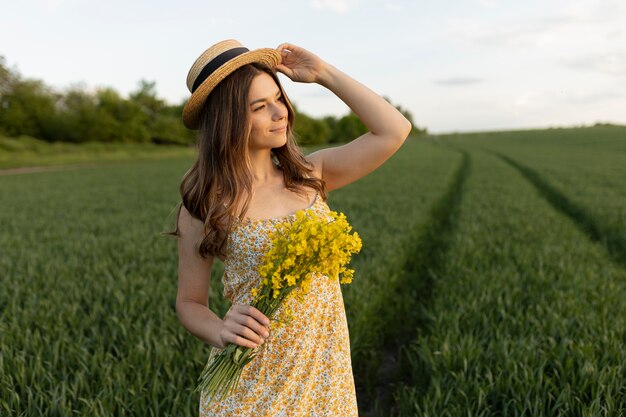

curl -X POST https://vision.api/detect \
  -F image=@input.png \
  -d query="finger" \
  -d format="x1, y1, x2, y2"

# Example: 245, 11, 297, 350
276, 43, 293, 52
249, 318, 270, 339
230, 305, 270, 335
275, 64, 292, 77
243, 305, 271, 326
236, 324, 266, 345
234, 314, 269, 339
222, 320, 264, 346
277, 49, 292, 66
220, 325, 258, 349
229, 334, 259, 349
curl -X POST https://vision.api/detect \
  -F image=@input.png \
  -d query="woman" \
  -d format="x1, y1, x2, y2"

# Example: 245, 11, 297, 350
172, 39, 411, 416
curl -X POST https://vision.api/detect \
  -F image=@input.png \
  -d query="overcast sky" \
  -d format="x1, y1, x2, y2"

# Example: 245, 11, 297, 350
1, 0, 624, 133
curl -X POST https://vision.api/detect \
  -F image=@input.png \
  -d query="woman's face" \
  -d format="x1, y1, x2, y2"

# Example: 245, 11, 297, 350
247, 72, 289, 151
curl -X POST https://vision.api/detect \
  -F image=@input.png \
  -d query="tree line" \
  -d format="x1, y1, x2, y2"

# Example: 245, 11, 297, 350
0, 56, 426, 147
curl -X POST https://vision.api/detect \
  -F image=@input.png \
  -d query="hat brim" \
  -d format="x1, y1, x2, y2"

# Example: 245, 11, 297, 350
182, 48, 282, 130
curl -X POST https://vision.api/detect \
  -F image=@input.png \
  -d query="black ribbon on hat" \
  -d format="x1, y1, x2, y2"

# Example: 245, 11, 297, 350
192, 47, 249, 93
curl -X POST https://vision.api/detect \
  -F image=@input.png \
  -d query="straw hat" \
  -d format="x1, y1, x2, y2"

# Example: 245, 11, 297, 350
182, 39, 282, 129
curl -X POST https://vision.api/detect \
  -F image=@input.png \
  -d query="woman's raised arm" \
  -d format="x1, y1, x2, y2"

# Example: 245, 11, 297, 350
275, 42, 412, 191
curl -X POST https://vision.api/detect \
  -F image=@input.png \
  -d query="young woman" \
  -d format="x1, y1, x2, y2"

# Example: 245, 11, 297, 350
172, 39, 411, 416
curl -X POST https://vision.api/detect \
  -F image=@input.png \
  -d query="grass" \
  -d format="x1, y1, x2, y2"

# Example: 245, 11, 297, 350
1, 126, 624, 416
0, 134, 196, 170
392, 129, 626, 417
439, 126, 626, 266
328, 139, 461, 409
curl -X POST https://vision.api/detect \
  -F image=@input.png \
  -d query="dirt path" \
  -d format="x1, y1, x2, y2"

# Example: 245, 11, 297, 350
0, 162, 114, 176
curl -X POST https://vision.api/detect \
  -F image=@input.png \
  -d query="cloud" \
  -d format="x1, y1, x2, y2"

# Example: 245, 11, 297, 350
384, 2, 404, 12
445, 16, 577, 48
303, 88, 334, 98
561, 53, 626, 76
510, 88, 625, 110
445, 1, 626, 49
561, 90, 626, 104
40, 0, 84, 8
477, 0, 499, 8
435, 77, 483, 86
513, 91, 544, 109
310, 0, 359, 14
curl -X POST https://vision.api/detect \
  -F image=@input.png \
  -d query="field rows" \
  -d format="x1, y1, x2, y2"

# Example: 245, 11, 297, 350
1, 158, 198, 416
1, 126, 624, 416
441, 126, 626, 265
392, 147, 626, 416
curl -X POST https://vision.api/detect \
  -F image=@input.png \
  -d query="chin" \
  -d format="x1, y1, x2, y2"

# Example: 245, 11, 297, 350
272, 136, 288, 148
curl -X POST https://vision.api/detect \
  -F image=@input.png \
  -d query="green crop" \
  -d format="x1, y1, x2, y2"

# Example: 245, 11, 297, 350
1, 126, 624, 416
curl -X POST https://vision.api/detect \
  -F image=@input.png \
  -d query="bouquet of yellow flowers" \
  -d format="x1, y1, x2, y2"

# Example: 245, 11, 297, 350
194, 207, 362, 404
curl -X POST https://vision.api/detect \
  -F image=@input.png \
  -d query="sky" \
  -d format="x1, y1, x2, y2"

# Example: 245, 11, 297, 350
0, 0, 624, 133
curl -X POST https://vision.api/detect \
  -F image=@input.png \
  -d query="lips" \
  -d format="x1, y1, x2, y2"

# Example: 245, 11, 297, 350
271, 126, 287, 133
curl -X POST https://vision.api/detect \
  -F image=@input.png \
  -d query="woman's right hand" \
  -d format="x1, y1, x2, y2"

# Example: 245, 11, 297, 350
218, 305, 271, 349
275, 43, 330, 85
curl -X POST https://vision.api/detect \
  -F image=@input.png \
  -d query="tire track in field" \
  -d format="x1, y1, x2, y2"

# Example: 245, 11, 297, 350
0, 161, 138, 176
0, 162, 104, 175
492, 151, 626, 268
362, 149, 470, 417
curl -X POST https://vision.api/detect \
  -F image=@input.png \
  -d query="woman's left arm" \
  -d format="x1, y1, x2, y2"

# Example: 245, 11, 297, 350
276, 43, 413, 192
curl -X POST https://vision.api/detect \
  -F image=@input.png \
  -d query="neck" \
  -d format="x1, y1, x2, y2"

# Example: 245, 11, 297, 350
248, 148, 281, 185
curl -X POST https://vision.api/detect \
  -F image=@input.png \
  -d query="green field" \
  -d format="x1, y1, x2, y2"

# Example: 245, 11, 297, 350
0, 134, 196, 170
1, 126, 625, 416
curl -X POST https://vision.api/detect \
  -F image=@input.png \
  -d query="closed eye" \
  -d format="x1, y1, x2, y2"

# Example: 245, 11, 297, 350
253, 95, 284, 112
251, 91, 284, 112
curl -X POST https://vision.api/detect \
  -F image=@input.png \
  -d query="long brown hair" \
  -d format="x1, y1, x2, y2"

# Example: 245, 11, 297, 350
165, 63, 326, 259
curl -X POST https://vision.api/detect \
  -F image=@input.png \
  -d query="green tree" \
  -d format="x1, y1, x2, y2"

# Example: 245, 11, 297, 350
0, 56, 15, 101
130, 80, 164, 118
326, 111, 368, 143
151, 112, 193, 145
131, 81, 193, 145
0, 57, 57, 140
96, 87, 150, 143
1, 54, 426, 147
55, 85, 98, 143
293, 105, 330, 146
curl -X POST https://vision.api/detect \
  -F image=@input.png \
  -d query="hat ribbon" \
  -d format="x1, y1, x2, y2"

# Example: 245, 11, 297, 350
192, 47, 250, 93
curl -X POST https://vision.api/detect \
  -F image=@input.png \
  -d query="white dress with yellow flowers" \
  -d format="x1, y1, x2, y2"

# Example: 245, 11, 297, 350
199, 193, 358, 417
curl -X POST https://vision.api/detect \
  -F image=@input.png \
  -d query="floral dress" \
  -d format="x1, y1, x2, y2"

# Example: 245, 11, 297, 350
199, 193, 359, 416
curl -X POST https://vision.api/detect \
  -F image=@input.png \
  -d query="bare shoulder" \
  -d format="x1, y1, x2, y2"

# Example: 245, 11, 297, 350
177, 204, 204, 241
177, 203, 227, 263
177, 204, 212, 264
176, 203, 215, 308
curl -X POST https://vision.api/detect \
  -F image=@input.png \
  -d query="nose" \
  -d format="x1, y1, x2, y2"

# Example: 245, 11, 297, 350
272, 101, 288, 120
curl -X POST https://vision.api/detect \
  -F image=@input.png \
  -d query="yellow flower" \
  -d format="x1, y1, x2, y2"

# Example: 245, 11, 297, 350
253, 206, 361, 332
340, 269, 355, 284
285, 274, 297, 286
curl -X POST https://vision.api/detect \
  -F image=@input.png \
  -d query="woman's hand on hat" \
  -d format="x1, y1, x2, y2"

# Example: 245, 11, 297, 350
275, 43, 329, 84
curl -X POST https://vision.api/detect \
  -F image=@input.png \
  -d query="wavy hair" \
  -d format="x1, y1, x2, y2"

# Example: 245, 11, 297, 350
165, 63, 326, 259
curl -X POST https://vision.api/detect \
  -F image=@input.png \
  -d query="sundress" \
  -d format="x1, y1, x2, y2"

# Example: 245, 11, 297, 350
199, 193, 359, 416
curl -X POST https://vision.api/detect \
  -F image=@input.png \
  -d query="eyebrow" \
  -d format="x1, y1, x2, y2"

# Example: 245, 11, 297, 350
249, 90, 282, 106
